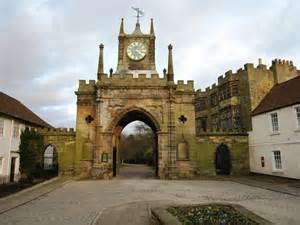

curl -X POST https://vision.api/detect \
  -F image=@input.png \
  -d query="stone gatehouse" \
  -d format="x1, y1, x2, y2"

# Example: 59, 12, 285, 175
74, 19, 196, 179
71, 18, 250, 179
38, 18, 299, 179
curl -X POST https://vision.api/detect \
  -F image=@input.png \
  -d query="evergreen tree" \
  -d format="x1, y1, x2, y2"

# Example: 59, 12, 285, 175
19, 127, 44, 180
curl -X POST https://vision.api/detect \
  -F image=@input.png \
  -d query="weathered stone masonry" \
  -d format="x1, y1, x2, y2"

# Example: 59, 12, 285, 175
38, 128, 76, 175
38, 18, 300, 179
195, 59, 300, 134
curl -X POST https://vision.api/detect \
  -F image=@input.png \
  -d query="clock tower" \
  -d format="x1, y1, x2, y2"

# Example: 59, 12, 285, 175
116, 18, 157, 76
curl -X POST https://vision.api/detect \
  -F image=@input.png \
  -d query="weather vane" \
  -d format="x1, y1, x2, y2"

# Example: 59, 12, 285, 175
132, 7, 144, 24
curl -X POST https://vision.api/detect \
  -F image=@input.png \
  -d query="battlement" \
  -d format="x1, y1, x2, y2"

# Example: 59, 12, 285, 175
196, 89, 207, 97
97, 72, 169, 87
203, 82, 218, 93
197, 58, 293, 94
78, 80, 96, 92
37, 127, 76, 136
176, 80, 194, 91
270, 58, 297, 72
272, 58, 294, 66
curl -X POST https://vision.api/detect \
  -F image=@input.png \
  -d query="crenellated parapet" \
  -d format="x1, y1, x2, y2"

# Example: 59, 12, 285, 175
270, 58, 299, 84
195, 89, 207, 97
78, 80, 96, 92
195, 58, 297, 96
175, 80, 194, 92
97, 73, 168, 87
76, 80, 96, 105
37, 127, 76, 136
271, 58, 295, 68
270, 58, 298, 73
217, 70, 240, 86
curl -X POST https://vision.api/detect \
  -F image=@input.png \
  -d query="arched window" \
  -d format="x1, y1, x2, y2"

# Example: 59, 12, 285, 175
43, 145, 57, 170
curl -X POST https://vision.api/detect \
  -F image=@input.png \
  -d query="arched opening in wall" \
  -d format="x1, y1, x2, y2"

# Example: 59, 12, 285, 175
215, 143, 231, 175
112, 110, 159, 178
43, 144, 58, 177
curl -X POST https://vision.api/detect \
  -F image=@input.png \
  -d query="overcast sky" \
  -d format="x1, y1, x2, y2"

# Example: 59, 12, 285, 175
1, 0, 300, 129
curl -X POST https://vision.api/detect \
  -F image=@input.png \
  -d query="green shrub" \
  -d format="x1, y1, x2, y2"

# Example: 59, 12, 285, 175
19, 127, 44, 180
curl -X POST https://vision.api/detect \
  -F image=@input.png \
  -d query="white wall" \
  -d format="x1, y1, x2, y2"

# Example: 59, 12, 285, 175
0, 116, 25, 183
248, 104, 300, 179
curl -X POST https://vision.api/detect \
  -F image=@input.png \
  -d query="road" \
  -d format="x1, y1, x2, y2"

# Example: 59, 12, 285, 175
0, 165, 299, 225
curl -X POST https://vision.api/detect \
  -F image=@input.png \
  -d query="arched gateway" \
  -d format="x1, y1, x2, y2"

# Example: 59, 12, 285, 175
74, 19, 196, 179
111, 108, 160, 176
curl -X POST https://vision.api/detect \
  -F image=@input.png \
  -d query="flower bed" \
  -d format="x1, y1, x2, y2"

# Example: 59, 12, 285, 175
167, 204, 260, 225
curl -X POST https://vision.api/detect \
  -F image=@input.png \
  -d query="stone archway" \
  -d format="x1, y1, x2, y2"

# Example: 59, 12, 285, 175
43, 144, 59, 175
37, 128, 76, 176
215, 143, 232, 175
111, 109, 160, 177
76, 72, 196, 179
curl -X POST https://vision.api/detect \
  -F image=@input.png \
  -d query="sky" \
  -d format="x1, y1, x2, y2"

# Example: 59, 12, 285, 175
1, 0, 300, 129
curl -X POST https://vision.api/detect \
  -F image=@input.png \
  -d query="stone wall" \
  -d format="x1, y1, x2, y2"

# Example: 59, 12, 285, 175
195, 59, 300, 133
193, 132, 249, 176
38, 128, 76, 175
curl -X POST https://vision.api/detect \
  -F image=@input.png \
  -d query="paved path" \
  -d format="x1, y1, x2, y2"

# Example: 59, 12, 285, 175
0, 177, 300, 225
0, 177, 69, 214
118, 164, 155, 179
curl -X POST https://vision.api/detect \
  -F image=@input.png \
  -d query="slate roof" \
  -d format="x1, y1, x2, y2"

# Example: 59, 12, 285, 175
0, 91, 52, 128
252, 76, 300, 116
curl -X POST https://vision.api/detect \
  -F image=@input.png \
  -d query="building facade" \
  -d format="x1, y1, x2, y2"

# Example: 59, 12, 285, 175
195, 59, 300, 134
0, 92, 51, 183
75, 19, 197, 179
249, 76, 300, 179
40, 18, 300, 179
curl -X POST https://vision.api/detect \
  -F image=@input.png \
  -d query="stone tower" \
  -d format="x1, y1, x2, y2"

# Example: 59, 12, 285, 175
116, 18, 157, 76
75, 18, 197, 179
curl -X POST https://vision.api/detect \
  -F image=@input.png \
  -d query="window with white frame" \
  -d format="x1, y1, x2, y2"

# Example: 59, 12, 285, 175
295, 106, 300, 129
13, 123, 19, 138
270, 112, 279, 133
273, 151, 282, 170
0, 119, 4, 137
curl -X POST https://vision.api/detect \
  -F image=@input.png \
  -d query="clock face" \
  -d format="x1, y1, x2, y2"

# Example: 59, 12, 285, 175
127, 41, 147, 61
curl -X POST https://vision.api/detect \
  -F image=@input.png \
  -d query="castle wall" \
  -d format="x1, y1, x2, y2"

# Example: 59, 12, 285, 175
194, 133, 249, 176
271, 59, 299, 84
195, 59, 300, 134
38, 128, 76, 175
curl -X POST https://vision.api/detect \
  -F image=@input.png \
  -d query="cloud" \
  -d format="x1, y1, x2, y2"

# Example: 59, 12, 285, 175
0, 0, 299, 128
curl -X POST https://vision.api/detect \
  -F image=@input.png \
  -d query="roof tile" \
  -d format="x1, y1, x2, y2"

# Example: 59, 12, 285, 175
0, 92, 52, 128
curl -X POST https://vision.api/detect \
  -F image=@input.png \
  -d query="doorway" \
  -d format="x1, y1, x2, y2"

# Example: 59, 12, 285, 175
112, 110, 159, 178
215, 143, 231, 175
10, 157, 16, 182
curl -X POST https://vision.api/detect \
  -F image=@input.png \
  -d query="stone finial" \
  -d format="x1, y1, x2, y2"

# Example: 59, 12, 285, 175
150, 18, 155, 35
97, 43, 104, 80
258, 58, 262, 65
133, 22, 142, 34
119, 18, 125, 35
167, 44, 174, 81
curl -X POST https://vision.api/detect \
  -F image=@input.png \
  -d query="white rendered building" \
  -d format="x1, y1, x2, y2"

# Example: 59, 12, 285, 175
0, 92, 51, 183
249, 76, 300, 179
